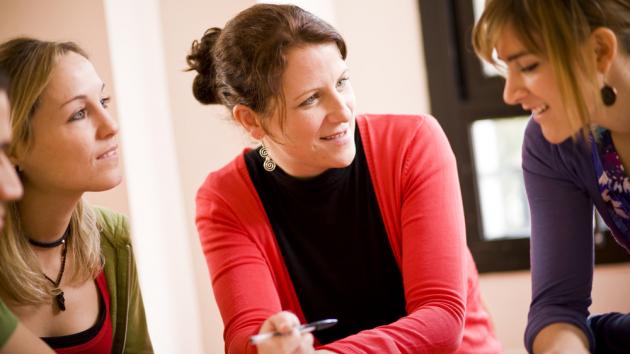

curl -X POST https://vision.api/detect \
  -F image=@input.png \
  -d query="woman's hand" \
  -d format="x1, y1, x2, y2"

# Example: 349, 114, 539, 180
256, 311, 315, 354
533, 323, 590, 354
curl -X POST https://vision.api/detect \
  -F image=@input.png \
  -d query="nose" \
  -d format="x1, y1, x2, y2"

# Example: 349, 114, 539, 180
96, 106, 119, 140
502, 71, 527, 105
0, 154, 23, 202
326, 90, 354, 123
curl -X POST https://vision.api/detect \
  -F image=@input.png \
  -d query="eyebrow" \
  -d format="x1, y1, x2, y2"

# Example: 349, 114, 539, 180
500, 50, 530, 63
59, 83, 106, 108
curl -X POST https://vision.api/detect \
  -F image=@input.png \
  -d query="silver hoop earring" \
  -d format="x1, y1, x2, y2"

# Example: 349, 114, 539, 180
601, 84, 617, 107
259, 143, 276, 172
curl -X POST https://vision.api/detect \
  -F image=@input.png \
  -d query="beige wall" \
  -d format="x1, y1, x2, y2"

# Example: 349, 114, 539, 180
333, 0, 429, 115
3, 1, 630, 353
159, 0, 256, 352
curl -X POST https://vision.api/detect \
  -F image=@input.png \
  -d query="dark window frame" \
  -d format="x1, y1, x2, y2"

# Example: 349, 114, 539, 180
418, 0, 630, 272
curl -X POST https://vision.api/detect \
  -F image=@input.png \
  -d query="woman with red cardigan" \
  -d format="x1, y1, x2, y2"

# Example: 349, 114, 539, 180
189, 4, 501, 354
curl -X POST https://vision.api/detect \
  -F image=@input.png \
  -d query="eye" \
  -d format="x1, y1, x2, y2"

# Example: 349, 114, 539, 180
336, 77, 349, 89
69, 108, 87, 122
300, 93, 319, 107
100, 96, 111, 108
519, 62, 539, 73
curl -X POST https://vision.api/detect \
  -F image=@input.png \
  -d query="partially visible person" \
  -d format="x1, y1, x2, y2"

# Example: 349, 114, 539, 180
0, 68, 55, 354
473, 0, 630, 353
0, 38, 152, 354
190, 4, 501, 354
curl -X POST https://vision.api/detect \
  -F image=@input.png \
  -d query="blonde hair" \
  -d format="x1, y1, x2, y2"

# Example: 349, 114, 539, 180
473, 0, 630, 135
0, 38, 102, 305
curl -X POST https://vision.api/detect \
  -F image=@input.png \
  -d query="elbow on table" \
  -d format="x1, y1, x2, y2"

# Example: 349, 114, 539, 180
441, 324, 464, 353
413, 304, 465, 352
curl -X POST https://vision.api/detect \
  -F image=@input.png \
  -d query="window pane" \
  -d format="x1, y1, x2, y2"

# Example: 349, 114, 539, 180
471, 117, 530, 240
472, 0, 485, 21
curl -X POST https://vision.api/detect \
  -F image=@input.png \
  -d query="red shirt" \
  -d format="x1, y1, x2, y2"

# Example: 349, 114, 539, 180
196, 114, 502, 353
47, 272, 113, 354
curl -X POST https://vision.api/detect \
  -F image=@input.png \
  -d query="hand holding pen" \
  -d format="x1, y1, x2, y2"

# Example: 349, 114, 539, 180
250, 318, 338, 345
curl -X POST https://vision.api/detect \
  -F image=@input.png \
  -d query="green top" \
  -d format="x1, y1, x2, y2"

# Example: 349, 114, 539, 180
0, 207, 152, 353
0, 299, 18, 348
95, 207, 153, 354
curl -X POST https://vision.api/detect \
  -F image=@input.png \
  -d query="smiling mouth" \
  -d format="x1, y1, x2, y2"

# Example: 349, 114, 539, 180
97, 146, 118, 160
532, 104, 549, 116
321, 130, 347, 140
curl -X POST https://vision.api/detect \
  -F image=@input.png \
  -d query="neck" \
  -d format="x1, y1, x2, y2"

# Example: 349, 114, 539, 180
599, 56, 630, 168
18, 184, 82, 244
611, 130, 630, 173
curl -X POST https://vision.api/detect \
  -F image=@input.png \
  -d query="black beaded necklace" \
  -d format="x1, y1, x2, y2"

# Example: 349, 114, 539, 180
27, 228, 70, 311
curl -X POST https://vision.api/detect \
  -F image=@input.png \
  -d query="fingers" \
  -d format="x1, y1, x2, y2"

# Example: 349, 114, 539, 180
256, 311, 315, 354
291, 332, 314, 354
260, 311, 300, 334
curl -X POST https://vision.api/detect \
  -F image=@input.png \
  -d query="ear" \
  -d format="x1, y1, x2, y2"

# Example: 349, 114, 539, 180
232, 104, 265, 140
590, 27, 618, 75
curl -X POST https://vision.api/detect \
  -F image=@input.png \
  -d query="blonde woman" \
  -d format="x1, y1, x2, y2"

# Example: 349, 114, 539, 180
0, 38, 152, 354
473, 1, 630, 353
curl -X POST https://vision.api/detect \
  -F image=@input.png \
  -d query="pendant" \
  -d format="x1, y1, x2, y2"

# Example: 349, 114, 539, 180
56, 292, 66, 311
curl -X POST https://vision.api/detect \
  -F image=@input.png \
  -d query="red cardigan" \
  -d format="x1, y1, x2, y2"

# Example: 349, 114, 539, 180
196, 114, 501, 353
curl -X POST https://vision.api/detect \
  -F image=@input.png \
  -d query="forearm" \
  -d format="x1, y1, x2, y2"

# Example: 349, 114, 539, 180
532, 323, 589, 354
318, 305, 464, 354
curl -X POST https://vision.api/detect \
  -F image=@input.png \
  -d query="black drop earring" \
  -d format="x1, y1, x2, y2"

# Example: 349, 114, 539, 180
601, 84, 617, 107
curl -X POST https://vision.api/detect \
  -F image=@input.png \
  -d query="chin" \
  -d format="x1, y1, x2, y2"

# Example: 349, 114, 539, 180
334, 144, 357, 167
92, 173, 123, 192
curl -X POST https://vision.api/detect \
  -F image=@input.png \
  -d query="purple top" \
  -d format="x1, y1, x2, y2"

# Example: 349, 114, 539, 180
592, 127, 630, 235
522, 119, 630, 353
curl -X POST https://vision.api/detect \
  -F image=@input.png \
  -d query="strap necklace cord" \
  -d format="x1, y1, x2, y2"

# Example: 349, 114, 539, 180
27, 227, 69, 248
26, 226, 70, 311
42, 241, 67, 311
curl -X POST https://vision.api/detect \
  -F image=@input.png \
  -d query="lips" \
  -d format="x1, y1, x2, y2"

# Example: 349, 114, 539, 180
97, 145, 118, 160
321, 129, 347, 140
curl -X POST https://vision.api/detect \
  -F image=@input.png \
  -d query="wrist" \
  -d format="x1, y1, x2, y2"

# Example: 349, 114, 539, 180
533, 323, 589, 354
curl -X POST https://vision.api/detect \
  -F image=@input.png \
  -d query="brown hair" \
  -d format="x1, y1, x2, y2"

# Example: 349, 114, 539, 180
0, 69, 8, 94
186, 4, 347, 129
473, 0, 630, 133
0, 38, 101, 305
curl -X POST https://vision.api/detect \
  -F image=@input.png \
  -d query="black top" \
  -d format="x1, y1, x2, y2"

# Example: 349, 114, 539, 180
245, 126, 407, 344
42, 281, 106, 348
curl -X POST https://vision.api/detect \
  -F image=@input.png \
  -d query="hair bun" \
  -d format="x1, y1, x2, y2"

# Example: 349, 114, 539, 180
186, 27, 222, 104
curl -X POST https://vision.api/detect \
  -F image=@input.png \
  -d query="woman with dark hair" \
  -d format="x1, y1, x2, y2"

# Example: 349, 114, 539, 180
473, 0, 630, 353
190, 4, 501, 354
0, 38, 152, 354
